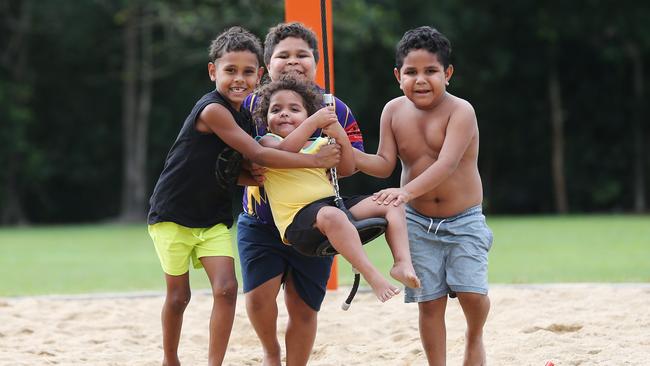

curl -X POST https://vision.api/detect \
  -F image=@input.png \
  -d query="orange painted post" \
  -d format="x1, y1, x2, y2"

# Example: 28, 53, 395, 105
327, 254, 338, 289
285, 0, 338, 290
285, 0, 335, 94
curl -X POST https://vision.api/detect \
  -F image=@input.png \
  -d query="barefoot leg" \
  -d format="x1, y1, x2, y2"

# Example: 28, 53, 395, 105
457, 292, 490, 366
316, 207, 399, 302
349, 198, 420, 289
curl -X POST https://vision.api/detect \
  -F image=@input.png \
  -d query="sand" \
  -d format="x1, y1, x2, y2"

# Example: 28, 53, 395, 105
1, 284, 649, 365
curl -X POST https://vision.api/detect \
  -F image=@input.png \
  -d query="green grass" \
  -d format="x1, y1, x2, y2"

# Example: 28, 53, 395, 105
485, 215, 650, 283
1, 215, 648, 296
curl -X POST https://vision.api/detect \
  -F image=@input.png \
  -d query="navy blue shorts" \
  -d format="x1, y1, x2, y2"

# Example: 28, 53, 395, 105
236, 212, 333, 311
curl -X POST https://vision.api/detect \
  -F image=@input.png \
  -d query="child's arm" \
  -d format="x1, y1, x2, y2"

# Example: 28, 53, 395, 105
272, 106, 339, 152
322, 121, 355, 177
374, 103, 477, 206
237, 170, 260, 186
353, 102, 399, 178
197, 103, 340, 169
237, 160, 265, 186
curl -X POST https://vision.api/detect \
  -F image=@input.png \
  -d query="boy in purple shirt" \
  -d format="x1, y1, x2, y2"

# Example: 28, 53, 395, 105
237, 22, 363, 365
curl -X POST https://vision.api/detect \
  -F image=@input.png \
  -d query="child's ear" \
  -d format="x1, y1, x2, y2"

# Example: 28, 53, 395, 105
208, 62, 217, 81
257, 66, 265, 85
393, 68, 403, 89
445, 64, 454, 86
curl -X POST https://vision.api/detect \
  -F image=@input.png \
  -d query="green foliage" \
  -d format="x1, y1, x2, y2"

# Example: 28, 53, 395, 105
334, 0, 650, 214
1, 0, 283, 223
1, 0, 649, 223
1, 216, 648, 296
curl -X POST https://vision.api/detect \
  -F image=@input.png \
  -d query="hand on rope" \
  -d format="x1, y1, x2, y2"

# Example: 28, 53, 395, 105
322, 119, 346, 141
310, 105, 339, 129
326, 137, 340, 197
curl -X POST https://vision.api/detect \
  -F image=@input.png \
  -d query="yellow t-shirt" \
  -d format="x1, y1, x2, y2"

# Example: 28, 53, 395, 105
262, 135, 334, 242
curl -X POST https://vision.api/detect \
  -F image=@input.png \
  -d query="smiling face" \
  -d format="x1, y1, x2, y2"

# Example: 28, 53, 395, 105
267, 37, 317, 82
209, 50, 262, 110
394, 49, 453, 110
266, 89, 309, 138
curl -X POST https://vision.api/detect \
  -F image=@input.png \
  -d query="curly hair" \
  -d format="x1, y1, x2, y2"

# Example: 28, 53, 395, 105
263, 22, 319, 66
209, 26, 263, 65
253, 77, 323, 130
395, 26, 451, 70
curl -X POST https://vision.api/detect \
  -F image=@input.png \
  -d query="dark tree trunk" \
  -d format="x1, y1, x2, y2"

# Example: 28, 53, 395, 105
548, 63, 568, 214
626, 42, 646, 213
1, 0, 31, 225
119, 4, 152, 222
2, 156, 28, 225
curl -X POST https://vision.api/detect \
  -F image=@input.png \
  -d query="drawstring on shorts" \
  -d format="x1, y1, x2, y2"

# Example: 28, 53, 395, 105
427, 218, 447, 235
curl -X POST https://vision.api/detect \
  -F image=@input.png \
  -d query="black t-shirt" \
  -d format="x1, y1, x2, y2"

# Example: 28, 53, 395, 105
148, 90, 253, 228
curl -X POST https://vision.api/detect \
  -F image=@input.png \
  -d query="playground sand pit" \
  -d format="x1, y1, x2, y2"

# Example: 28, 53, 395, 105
1, 284, 649, 365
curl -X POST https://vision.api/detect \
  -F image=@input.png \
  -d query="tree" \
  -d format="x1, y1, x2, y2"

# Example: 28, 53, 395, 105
117, 2, 153, 222
115, 0, 284, 221
626, 42, 646, 213
0, 0, 33, 224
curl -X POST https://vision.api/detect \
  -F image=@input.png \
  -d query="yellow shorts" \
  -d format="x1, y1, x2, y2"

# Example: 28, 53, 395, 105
148, 221, 233, 276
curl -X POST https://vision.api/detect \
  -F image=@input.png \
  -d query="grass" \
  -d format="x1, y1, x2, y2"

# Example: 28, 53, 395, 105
1, 215, 648, 296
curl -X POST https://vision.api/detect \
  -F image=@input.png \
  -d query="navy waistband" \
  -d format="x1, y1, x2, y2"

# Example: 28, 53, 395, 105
406, 204, 483, 222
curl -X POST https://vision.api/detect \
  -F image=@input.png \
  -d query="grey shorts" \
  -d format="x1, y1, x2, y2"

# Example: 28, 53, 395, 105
405, 204, 493, 303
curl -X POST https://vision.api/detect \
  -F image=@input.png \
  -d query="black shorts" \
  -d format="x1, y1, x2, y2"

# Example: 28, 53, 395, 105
286, 195, 368, 255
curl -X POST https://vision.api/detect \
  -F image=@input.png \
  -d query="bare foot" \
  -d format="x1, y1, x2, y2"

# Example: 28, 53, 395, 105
365, 272, 400, 302
390, 261, 421, 289
463, 335, 486, 366
162, 357, 180, 366
261, 351, 281, 366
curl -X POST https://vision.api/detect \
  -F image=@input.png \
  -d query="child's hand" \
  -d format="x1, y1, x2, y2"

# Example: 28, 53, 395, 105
249, 163, 266, 185
311, 106, 338, 129
314, 143, 341, 168
322, 121, 345, 140
372, 187, 411, 206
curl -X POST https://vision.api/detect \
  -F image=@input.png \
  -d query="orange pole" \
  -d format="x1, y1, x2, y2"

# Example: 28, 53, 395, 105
284, 0, 335, 94
285, 0, 338, 290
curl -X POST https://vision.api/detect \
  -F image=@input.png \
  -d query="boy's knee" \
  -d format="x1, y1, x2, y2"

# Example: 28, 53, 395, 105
212, 279, 238, 303
285, 294, 315, 322
385, 204, 406, 219
458, 292, 490, 308
246, 292, 272, 312
418, 297, 447, 318
166, 291, 191, 312
316, 207, 347, 228
288, 306, 316, 325
246, 296, 269, 312
458, 293, 491, 323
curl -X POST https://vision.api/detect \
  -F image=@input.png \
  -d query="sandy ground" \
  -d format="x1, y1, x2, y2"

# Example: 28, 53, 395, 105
1, 284, 649, 365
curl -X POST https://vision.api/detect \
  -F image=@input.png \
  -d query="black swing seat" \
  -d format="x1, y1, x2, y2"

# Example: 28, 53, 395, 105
313, 216, 388, 257
310, 197, 388, 257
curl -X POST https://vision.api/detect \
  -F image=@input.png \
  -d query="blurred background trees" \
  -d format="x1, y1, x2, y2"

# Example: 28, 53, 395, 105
1, 0, 648, 224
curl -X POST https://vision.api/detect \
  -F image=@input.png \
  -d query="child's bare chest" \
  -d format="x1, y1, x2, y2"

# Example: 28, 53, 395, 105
392, 113, 447, 162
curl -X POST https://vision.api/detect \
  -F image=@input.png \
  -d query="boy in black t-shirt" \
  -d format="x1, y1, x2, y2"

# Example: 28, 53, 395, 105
147, 26, 340, 366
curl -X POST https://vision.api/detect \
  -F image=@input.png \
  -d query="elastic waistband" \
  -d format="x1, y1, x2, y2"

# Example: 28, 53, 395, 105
406, 204, 483, 222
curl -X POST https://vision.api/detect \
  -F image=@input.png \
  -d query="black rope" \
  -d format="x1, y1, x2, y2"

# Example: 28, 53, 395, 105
342, 273, 360, 310
320, 0, 331, 93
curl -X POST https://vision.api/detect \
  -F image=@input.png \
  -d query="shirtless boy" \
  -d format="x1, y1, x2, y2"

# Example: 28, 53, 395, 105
355, 26, 493, 366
